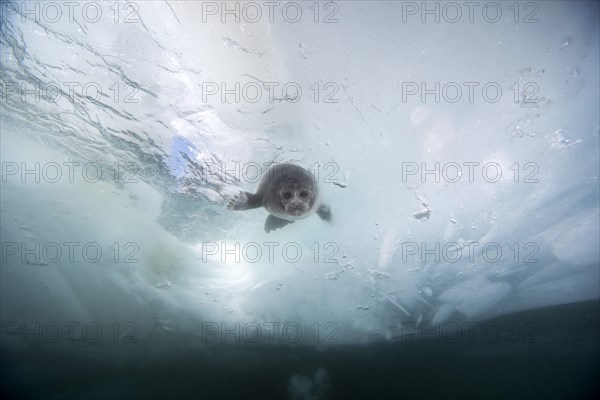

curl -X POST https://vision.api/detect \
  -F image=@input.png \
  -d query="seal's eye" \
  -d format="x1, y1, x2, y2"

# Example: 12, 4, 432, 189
300, 191, 308, 198
283, 192, 292, 199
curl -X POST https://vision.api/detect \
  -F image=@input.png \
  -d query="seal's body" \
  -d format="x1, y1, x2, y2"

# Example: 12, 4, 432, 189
228, 163, 331, 232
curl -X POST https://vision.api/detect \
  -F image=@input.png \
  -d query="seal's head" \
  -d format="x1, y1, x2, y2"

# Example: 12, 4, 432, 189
260, 162, 319, 221
279, 180, 316, 217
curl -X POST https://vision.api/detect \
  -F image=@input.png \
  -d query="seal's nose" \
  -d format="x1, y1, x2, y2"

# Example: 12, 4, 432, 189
287, 202, 307, 216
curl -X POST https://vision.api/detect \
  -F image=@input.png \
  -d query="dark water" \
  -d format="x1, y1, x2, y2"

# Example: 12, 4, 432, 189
1, 300, 598, 399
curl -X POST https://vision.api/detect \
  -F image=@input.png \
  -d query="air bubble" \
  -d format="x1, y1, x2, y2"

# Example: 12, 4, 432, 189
156, 280, 171, 289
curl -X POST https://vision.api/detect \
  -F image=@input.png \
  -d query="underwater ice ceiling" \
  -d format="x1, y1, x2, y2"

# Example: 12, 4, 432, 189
0, 1, 599, 347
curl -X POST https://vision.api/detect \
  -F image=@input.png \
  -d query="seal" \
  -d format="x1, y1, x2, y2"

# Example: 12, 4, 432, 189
227, 163, 332, 233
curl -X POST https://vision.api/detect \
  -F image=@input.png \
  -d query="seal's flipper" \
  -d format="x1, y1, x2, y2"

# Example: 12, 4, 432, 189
317, 205, 332, 222
265, 215, 293, 233
228, 191, 262, 211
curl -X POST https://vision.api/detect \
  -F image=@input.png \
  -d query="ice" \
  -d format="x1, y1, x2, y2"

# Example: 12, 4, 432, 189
431, 303, 457, 325
413, 209, 432, 221
546, 210, 600, 265
438, 278, 512, 319
0, 1, 598, 349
